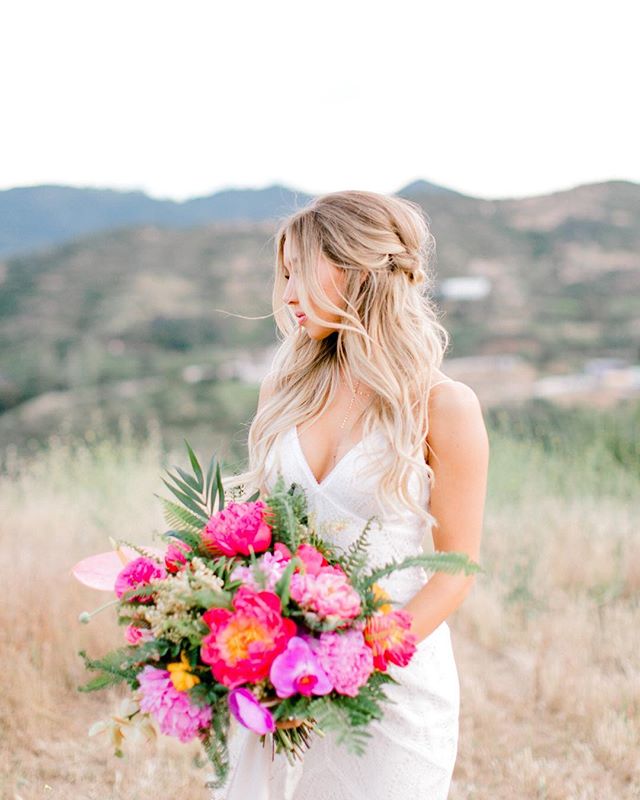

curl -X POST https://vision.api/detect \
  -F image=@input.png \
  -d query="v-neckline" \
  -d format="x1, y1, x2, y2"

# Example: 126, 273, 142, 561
290, 425, 381, 489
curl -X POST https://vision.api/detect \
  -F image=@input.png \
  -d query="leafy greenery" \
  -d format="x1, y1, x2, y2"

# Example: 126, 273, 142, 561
77, 639, 171, 692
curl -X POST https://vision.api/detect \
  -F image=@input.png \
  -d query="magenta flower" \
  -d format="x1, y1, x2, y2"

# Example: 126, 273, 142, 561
310, 629, 374, 697
136, 665, 212, 742
201, 500, 273, 557
290, 570, 361, 622
269, 636, 333, 698
115, 557, 166, 604
164, 539, 192, 573
228, 687, 275, 734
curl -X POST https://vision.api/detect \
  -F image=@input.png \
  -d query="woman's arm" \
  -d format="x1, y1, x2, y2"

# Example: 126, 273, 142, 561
402, 381, 489, 643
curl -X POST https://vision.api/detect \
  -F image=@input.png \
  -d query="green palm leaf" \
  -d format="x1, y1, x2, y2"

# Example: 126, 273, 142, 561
160, 478, 208, 523
184, 440, 204, 491
154, 494, 206, 533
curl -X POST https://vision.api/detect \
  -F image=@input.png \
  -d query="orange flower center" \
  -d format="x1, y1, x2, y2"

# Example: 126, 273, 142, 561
220, 617, 270, 664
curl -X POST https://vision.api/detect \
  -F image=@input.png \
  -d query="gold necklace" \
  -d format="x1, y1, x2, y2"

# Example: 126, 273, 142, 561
332, 379, 372, 467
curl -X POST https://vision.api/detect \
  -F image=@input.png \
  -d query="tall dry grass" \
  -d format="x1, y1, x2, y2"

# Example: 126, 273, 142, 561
1, 415, 638, 799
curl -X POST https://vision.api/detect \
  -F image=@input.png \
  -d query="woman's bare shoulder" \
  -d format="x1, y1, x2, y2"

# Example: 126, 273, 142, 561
429, 377, 480, 406
427, 378, 488, 453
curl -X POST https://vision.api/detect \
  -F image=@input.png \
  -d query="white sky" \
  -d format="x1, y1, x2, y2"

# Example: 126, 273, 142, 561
1, 0, 638, 202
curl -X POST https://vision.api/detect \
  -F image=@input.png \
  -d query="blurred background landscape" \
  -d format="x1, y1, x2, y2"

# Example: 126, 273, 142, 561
1, 177, 639, 467
2, 0, 639, 795
1, 176, 639, 799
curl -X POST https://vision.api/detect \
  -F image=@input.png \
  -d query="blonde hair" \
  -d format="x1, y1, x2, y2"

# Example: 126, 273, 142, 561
222, 190, 450, 531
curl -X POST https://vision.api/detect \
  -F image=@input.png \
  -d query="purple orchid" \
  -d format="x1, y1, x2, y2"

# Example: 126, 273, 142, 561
269, 636, 334, 698
227, 687, 275, 734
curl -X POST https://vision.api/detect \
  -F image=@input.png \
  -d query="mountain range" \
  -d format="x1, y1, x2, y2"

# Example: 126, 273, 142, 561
0, 179, 463, 259
0, 176, 638, 454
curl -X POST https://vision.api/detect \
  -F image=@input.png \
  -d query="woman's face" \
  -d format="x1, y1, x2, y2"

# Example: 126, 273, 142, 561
282, 235, 348, 341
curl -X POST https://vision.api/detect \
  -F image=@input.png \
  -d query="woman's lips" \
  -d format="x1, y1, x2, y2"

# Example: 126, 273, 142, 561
295, 313, 307, 324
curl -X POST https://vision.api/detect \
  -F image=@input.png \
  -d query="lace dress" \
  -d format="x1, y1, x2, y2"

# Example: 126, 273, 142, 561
219, 391, 460, 800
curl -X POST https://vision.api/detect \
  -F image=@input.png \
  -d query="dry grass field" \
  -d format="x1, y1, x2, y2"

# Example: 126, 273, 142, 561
1, 416, 638, 800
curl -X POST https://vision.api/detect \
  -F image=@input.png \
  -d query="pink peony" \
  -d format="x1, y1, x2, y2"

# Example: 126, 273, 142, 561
164, 539, 192, 573
363, 609, 417, 671
201, 500, 273, 557
115, 557, 166, 604
230, 550, 289, 592
309, 629, 374, 697
290, 569, 361, 622
200, 586, 296, 688
136, 665, 212, 742
124, 624, 155, 645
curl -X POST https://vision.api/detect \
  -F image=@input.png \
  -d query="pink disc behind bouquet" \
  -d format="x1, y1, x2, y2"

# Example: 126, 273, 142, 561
72, 546, 166, 591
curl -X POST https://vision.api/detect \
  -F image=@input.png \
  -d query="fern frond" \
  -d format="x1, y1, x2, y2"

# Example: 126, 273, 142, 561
305, 697, 371, 756
155, 495, 206, 532
201, 698, 231, 791
361, 551, 481, 589
337, 518, 378, 580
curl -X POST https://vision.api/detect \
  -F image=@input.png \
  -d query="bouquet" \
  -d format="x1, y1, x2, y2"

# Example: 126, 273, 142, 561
73, 441, 479, 792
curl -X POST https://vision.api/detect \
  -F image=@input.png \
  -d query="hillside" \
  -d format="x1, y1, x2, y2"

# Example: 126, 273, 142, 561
0, 179, 638, 453
0, 183, 314, 259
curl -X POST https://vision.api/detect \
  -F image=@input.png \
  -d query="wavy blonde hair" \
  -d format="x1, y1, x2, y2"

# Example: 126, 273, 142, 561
222, 190, 450, 530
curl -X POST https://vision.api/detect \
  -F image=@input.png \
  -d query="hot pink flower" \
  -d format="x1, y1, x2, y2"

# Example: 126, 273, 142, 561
309, 629, 374, 697
290, 570, 361, 622
200, 586, 296, 688
363, 609, 417, 671
115, 557, 166, 604
164, 539, 192, 573
137, 665, 212, 742
201, 500, 273, 557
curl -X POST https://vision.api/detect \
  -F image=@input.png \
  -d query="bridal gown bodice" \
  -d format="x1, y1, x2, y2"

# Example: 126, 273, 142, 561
218, 418, 460, 800
264, 424, 437, 606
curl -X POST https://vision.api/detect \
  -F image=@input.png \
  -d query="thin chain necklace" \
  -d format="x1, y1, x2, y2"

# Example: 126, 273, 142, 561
332, 379, 373, 468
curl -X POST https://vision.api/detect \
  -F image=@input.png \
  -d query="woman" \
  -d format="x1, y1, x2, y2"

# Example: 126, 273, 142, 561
222, 190, 489, 799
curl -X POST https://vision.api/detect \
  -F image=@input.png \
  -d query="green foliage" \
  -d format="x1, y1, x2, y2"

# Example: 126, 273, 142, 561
274, 556, 301, 607
201, 698, 231, 791
360, 551, 482, 590
154, 440, 232, 543
77, 639, 170, 692
155, 496, 205, 534
334, 518, 377, 580
304, 697, 371, 756
160, 528, 202, 550
264, 475, 308, 552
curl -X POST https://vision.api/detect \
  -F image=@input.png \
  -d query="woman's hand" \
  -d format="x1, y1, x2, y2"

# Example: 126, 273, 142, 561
275, 718, 305, 729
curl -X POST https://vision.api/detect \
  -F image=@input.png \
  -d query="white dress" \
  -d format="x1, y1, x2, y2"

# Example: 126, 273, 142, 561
219, 402, 460, 800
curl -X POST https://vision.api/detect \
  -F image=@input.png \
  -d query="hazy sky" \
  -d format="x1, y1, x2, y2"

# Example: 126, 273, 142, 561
1, 0, 637, 202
